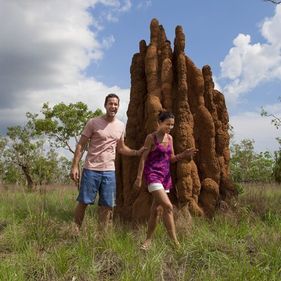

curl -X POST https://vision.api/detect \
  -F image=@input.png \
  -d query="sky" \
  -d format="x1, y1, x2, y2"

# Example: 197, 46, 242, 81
0, 0, 280, 153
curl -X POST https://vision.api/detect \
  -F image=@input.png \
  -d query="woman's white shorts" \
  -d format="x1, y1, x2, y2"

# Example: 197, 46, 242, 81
148, 183, 169, 193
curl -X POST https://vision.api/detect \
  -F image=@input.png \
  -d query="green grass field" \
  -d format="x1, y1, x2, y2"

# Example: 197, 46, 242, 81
0, 184, 281, 281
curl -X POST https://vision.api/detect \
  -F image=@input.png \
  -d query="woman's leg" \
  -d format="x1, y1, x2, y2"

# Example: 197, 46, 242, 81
152, 189, 179, 245
141, 200, 162, 249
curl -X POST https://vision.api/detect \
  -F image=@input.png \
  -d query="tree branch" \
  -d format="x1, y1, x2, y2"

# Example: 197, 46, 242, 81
264, 0, 281, 4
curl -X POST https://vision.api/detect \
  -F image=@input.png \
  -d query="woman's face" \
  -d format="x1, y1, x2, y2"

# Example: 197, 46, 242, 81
159, 118, 175, 134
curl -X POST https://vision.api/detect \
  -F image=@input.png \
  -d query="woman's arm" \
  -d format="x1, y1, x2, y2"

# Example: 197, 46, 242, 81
134, 134, 153, 188
169, 135, 198, 163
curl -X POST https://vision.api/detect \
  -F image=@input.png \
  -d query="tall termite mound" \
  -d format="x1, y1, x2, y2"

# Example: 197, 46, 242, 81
115, 19, 237, 222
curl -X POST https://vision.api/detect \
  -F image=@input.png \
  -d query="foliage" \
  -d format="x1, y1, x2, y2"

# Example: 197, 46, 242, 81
0, 137, 6, 180
32, 149, 72, 185
2, 123, 45, 189
261, 97, 281, 183
2, 164, 25, 185
230, 139, 274, 183
27, 102, 103, 154
0, 102, 103, 187
233, 182, 245, 195
272, 138, 281, 183
264, 0, 281, 4
1, 125, 72, 188
261, 96, 281, 129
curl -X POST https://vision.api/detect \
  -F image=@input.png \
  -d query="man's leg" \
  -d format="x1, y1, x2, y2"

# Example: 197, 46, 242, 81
98, 171, 116, 231
74, 169, 100, 231
98, 206, 113, 231
74, 202, 88, 229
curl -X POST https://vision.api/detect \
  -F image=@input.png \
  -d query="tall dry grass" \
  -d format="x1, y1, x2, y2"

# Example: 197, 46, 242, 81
0, 183, 281, 280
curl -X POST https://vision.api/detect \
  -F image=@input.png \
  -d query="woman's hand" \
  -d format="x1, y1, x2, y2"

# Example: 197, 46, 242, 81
133, 177, 142, 190
183, 147, 198, 158
174, 147, 198, 162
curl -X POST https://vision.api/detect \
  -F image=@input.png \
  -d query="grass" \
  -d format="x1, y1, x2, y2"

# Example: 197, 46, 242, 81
0, 183, 281, 280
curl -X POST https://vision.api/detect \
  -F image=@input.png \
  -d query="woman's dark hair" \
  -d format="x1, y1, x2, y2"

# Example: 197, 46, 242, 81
104, 93, 120, 106
158, 111, 175, 122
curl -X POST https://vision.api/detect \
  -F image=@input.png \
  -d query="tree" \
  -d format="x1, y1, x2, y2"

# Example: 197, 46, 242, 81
264, 0, 281, 4
27, 102, 102, 154
54, 155, 72, 184
0, 137, 7, 183
2, 164, 24, 185
32, 149, 72, 185
261, 97, 281, 129
1, 102, 103, 188
272, 138, 281, 183
261, 97, 281, 183
230, 139, 274, 183
3, 123, 45, 189
2, 124, 73, 187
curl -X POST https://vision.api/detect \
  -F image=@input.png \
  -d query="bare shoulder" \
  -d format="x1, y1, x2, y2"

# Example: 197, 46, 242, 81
144, 133, 154, 146
146, 133, 155, 142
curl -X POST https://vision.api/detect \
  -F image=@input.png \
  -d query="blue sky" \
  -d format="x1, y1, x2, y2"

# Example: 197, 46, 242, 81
0, 0, 280, 152
87, 0, 275, 87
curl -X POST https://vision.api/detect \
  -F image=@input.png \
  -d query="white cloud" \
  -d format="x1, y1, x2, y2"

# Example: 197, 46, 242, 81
99, 0, 131, 22
137, 1, 152, 9
98, 0, 131, 11
0, 0, 131, 132
263, 100, 281, 115
230, 110, 280, 153
219, 5, 281, 104
102, 35, 116, 49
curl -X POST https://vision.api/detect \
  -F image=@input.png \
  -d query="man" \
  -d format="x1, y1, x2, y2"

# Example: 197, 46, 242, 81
70, 93, 144, 232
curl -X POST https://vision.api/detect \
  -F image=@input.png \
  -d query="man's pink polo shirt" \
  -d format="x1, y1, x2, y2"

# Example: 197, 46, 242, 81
82, 116, 125, 171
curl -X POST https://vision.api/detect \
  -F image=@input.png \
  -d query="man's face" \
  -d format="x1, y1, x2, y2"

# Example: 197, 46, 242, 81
105, 97, 119, 118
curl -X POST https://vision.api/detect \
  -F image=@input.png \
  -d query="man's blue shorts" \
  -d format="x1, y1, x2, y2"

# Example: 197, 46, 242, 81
76, 169, 116, 207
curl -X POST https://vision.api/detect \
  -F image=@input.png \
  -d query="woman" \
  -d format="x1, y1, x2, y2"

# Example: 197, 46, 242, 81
134, 111, 198, 250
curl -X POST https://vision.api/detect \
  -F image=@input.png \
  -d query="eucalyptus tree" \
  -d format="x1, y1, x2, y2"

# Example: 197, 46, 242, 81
230, 139, 274, 183
27, 102, 102, 154
261, 97, 281, 183
3, 123, 44, 189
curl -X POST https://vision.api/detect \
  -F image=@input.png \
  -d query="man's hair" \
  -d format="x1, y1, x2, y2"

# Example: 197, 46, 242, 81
104, 93, 120, 106
158, 111, 175, 122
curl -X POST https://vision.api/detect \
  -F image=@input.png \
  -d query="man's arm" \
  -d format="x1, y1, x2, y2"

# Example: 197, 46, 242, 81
117, 138, 146, 156
70, 135, 89, 183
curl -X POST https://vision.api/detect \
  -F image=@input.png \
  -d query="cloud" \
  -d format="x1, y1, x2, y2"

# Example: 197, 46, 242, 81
262, 99, 281, 115
0, 0, 131, 132
137, 1, 152, 9
101, 35, 116, 49
219, 5, 281, 104
230, 109, 280, 152
97, 0, 132, 22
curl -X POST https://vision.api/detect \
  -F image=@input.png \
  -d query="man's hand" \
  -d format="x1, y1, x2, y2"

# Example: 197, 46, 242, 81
70, 165, 80, 184
136, 146, 148, 156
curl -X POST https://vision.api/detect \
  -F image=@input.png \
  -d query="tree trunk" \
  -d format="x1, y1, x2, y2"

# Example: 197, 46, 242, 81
21, 165, 34, 190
